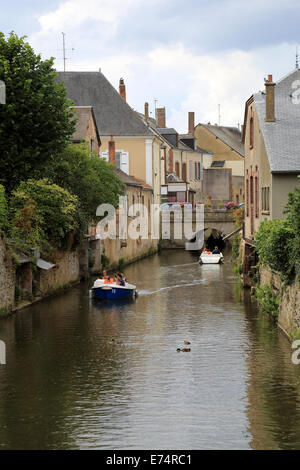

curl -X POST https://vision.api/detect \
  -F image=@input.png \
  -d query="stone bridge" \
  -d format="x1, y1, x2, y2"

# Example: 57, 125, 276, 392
160, 208, 235, 250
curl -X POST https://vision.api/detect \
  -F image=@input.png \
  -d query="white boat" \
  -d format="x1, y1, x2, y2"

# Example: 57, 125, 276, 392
199, 252, 223, 264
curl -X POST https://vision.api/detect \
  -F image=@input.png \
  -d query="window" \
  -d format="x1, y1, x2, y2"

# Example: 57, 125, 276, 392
249, 117, 254, 149
250, 176, 254, 205
90, 138, 94, 153
189, 161, 193, 180
116, 151, 122, 169
194, 162, 197, 179
182, 163, 187, 181
175, 161, 180, 177
246, 178, 249, 217
255, 176, 259, 217
261, 187, 270, 212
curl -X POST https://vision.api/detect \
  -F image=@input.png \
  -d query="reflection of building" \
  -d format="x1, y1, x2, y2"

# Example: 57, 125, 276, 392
241, 70, 300, 285
194, 123, 244, 205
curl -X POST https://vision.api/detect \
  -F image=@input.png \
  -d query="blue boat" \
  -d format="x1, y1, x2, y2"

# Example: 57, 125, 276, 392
91, 282, 137, 301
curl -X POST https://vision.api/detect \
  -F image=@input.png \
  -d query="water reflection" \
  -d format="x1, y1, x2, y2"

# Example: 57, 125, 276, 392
0, 251, 299, 449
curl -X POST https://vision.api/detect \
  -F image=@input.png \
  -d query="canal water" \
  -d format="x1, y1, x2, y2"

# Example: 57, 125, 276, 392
0, 251, 299, 450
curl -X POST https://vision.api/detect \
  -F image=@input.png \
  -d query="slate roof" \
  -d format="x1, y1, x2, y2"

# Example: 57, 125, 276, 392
114, 169, 152, 191
199, 123, 244, 157
253, 68, 300, 173
72, 106, 101, 146
57, 72, 153, 137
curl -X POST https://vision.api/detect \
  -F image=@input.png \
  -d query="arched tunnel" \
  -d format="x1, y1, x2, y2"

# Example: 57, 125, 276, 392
204, 228, 226, 251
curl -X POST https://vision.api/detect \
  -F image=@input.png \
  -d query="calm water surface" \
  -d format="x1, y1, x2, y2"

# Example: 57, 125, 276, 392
0, 251, 300, 450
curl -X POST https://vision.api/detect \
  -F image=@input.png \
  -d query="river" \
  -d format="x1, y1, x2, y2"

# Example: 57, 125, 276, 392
0, 250, 299, 450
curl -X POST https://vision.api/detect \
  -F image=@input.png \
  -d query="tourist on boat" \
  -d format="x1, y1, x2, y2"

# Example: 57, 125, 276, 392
212, 246, 221, 254
116, 273, 126, 286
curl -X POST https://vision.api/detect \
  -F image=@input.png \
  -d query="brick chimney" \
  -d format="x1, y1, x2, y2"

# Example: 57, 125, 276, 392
156, 107, 166, 128
108, 135, 116, 165
188, 112, 195, 135
265, 74, 276, 122
119, 78, 126, 102
144, 102, 149, 121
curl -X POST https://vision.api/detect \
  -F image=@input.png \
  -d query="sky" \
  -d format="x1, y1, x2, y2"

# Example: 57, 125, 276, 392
1, 0, 300, 132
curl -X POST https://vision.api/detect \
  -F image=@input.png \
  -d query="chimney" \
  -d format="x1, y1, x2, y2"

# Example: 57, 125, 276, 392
119, 78, 126, 102
188, 112, 195, 135
108, 135, 116, 165
265, 74, 276, 122
144, 102, 149, 121
156, 107, 166, 128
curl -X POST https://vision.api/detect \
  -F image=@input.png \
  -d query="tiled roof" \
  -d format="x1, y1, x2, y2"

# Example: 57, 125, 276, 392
57, 72, 153, 137
199, 123, 244, 157
253, 69, 300, 173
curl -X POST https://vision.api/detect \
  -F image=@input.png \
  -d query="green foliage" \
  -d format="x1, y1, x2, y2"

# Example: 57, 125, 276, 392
45, 143, 124, 237
0, 184, 8, 232
254, 187, 300, 282
284, 187, 300, 278
0, 32, 75, 192
9, 178, 78, 255
255, 284, 280, 319
255, 219, 295, 282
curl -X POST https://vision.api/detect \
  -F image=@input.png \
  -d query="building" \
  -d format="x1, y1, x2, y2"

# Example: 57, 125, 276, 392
143, 108, 204, 206
71, 106, 101, 155
242, 69, 300, 284
57, 72, 162, 205
194, 122, 244, 205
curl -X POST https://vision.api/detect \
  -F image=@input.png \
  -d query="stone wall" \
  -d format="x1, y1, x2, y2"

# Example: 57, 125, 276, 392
259, 265, 300, 339
278, 279, 300, 339
0, 238, 15, 312
38, 248, 80, 295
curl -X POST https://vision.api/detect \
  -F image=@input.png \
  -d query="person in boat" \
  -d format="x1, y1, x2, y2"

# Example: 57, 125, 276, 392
116, 273, 126, 286
212, 246, 221, 254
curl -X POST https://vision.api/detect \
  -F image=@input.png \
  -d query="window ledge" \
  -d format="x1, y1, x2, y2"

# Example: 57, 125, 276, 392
261, 210, 270, 215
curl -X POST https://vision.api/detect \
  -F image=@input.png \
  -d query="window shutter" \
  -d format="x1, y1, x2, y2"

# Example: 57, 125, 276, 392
100, 151, 109, 161
200, 163, 203, 181
121, 152, 129, 175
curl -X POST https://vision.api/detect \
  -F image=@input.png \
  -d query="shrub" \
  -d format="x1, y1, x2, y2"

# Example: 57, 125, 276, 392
255, 285, 280, 319
255, 219, 295, 282
9, 178, 78, 255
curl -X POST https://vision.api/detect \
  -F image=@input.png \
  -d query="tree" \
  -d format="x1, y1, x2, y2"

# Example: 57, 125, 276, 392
45, 143, 124, 230
0, 184, 8, 233
0, 32, 75, 192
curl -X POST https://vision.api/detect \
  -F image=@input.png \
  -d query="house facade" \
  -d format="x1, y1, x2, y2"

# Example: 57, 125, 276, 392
194, 123, 244, 205
242, 70, 300, 284
57, 72, 162, 206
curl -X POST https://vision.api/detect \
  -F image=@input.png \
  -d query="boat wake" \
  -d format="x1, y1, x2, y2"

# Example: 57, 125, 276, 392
138, 278, 206, 296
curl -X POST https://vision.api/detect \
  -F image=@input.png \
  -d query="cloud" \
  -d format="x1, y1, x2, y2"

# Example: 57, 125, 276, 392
28, 0, 300, 132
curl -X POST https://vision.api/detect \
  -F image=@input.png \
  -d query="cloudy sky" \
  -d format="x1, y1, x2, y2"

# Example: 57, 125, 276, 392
2, 0, 300, 132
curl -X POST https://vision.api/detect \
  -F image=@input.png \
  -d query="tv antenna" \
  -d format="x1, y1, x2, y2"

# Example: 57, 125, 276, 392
61, 32, 75, 71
